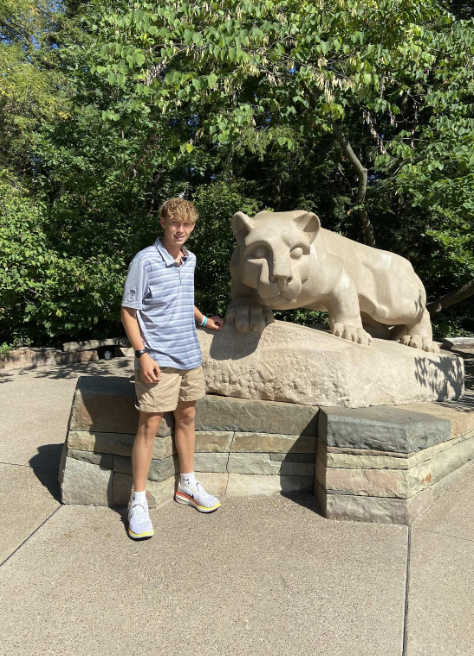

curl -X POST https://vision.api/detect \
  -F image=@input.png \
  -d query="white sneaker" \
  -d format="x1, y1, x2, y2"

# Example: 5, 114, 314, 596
175, 480, 221, 513
128, 502, 154, 539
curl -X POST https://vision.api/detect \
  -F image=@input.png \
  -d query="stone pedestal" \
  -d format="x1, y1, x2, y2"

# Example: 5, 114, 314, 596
198, 322, 464, 407
59, 376, 474, 525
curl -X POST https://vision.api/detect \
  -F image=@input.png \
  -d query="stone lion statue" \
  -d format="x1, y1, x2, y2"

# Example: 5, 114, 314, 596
226, 210, 439, 353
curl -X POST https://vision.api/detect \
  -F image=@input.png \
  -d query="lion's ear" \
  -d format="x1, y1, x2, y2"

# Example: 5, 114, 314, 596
294, 212, 321, 244
231, 211, 254, 242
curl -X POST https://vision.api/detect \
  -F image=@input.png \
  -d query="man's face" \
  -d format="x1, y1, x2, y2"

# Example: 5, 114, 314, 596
160, 217, 195, 248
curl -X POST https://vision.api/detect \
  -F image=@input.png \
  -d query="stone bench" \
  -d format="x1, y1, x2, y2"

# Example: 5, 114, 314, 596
59, 376, 474, 525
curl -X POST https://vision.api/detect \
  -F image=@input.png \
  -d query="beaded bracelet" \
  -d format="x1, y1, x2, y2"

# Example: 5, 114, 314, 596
200, 316, 208, 327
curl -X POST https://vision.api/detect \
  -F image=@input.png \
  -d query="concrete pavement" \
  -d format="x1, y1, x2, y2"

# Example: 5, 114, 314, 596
1, 353, 473, 655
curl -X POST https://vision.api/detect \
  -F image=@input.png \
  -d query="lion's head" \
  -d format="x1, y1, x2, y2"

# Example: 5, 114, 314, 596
231, 210, 321, 308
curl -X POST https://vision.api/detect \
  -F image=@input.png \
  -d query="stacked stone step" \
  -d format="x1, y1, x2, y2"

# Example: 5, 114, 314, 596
60, 376, 319, 509
315, 406, 474, 524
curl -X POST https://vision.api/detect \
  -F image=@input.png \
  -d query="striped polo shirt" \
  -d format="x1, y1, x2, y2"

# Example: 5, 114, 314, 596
122, 237, 202, 370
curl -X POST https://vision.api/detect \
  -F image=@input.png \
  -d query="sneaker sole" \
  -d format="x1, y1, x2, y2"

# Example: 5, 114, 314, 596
175, 491, 221, 513
128, 528, 154, 540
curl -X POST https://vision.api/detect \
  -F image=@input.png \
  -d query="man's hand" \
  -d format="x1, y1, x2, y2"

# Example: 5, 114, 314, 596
207, 316, 225, 330
139, 354, 161, 383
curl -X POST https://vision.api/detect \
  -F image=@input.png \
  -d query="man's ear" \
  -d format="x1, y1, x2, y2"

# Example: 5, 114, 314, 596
231, 212, 254, 242
294, 212, 321, 244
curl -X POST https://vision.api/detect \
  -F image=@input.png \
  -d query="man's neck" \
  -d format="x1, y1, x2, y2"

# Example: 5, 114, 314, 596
161, 236, 182, 260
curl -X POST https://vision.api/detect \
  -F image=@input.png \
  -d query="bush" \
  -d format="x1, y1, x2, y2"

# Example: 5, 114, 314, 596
0, 183, 125, 345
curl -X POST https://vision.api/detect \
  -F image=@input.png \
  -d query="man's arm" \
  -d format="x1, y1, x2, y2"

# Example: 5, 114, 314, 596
121, 306, 161, 383
194, 305, 224, 330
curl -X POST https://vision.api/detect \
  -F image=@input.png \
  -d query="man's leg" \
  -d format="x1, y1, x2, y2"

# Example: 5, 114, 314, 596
132, 411, 164, 492
173, 400, 196, 474
174, 400, 221, 513
128, 411, 163, 540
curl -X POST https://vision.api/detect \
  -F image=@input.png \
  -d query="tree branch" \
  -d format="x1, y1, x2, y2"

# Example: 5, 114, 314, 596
301, 80, 376, 247
427, 280, 474, 315
331, 121, 376, 247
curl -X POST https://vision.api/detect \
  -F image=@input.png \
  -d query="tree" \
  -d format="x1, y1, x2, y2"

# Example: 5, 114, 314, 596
2, 0, 473, 346
0, 1, 69, 182
89, 0, 474, 308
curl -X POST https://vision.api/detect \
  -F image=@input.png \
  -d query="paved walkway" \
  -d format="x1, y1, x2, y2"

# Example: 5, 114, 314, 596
1, 352, 473, 656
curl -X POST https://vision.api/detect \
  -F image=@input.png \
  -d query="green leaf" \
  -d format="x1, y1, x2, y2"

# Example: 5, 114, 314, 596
135, 53, 146, 67
207, 73, 218, 88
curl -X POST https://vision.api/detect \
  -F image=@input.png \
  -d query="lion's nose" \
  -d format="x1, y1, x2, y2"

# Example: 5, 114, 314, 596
271, 274, 293, 284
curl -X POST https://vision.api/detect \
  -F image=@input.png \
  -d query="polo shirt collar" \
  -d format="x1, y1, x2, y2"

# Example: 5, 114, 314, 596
154, 237, 189, 267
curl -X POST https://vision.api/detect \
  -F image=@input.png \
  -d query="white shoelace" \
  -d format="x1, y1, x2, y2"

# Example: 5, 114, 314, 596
130, 502, 148, 519
195, 481, 212, 501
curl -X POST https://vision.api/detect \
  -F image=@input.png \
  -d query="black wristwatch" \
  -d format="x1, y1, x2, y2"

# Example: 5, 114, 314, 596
134, 349, 147, 359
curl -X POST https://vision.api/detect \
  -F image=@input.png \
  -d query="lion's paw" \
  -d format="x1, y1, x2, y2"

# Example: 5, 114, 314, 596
226, 303, 274, 334
400, 334, 422, 349
333, 323, 372, 346
423, 339, 440, 354
400, 335, 440, 353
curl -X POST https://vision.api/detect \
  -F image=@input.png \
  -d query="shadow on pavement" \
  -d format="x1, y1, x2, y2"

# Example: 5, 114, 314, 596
30, 464, 61, 502
0, 371, 14, 384
1, 357, 134, 381
29, 444, 63, 502
281, 492, 324, 517
29, 358, 133, 380
29, 443, 63, 472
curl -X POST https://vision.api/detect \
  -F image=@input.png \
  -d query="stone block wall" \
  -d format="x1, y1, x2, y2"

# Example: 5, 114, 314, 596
59, 376, 319, 508
315, 406, 474, 524
59, 376, 474, 524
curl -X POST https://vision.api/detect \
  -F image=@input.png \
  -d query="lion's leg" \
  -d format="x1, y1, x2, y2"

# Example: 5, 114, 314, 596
226, 297, 274, 333
226, 270, 274, 333
311, 274, 372, 346
391, 309, 439, 353
360, 313, 391, 340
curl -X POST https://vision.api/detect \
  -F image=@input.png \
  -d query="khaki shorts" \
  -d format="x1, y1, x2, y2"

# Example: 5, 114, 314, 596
135, 365, 206, 413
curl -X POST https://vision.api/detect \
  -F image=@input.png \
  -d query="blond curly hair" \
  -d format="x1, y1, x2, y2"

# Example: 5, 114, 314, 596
159, 198, 199, 225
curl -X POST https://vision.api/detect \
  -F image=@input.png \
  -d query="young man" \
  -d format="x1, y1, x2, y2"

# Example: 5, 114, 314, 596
121, 198, 224, 540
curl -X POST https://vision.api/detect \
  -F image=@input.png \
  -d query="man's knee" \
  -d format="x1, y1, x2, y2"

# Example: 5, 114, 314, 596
138, 412, 163, 439
174, 402, 196, 426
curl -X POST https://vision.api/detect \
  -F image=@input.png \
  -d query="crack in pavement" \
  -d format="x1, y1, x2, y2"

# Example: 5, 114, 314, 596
402, 526, 412, 656
0, 460, 57, 471
413, 526, 474, 545
0, 505, 62, 569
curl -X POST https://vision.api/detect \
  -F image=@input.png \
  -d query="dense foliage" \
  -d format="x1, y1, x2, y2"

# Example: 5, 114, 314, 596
1, 0, 473, 347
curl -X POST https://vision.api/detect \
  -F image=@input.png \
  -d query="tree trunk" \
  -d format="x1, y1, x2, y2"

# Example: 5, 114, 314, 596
331, 122, 376, 247
301, 82, 376, 247
427, 280, 474, 315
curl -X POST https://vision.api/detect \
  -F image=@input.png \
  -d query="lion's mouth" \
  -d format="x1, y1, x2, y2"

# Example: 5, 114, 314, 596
259, 285, 300, 303
271, 291, 297, 301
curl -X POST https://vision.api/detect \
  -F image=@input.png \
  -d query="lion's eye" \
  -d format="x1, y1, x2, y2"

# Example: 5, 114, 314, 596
290, 247, 304, 260
251, 247, 267, 259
